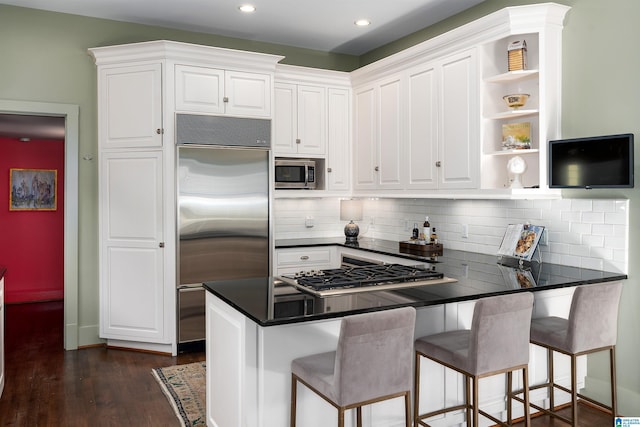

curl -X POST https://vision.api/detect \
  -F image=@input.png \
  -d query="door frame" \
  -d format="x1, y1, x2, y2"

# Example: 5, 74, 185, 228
0, 99, 79, 350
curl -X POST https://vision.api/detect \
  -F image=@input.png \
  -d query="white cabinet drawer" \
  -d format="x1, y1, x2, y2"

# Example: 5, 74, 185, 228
275, 247, 337, 275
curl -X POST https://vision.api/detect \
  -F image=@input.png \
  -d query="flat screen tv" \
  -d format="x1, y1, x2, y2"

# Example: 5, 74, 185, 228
548, 133, 634, 188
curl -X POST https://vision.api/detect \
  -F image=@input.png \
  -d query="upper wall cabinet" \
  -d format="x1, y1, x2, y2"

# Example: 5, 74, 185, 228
354, 49, 479, 192
351, 3, 570, 199
274, 82, 326, 155
175, 65, 272, 118
98, 63, 163, 149
273, 64, 351, 195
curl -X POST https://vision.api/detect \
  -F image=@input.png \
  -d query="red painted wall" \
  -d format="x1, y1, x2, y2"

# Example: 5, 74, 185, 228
0, 137, 65, 303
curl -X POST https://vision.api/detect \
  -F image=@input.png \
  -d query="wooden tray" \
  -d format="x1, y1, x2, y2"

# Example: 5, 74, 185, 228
399, 241, 443, 256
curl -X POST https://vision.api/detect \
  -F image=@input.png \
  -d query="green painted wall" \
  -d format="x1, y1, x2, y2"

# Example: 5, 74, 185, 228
1, 0, 638, 413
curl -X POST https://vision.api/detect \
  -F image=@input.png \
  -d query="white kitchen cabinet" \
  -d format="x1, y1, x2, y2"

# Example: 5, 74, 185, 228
326, 88, 351, 191
354, 52, 477, 193
273, 82, 326, 155
353, 75, 403, 191
353, 85, 377, 190
99, 151, 167, 343
90, 40, 282, 354
175, 64, 272, 118
406, 63, 438, 189
99, 63, 163, 149
274, 247, 339, 276
273, 65, 351, 196
377, 75, 403, 189
90, 53, 173, 351
351, 3, 568, 199
438, 49, 479, 189
406, 50, 479, 191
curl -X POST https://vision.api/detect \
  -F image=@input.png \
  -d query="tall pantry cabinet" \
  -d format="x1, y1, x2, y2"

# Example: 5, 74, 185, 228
89, 41, 282, 354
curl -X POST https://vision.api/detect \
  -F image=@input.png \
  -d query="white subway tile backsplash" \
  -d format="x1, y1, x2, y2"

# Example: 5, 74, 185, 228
581, 211, 605, 224
273, 197, 629, 273
561, 211, 582, 223
591, 223, 615, 235
593, 200, 616, 212
581, 257, 604, 271
571, 199, 593, 211
583, 234, 605, 247
605, 212, 627, 225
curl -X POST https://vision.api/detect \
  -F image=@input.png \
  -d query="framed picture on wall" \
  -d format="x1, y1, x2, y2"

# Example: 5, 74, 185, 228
9, 168, 57, 211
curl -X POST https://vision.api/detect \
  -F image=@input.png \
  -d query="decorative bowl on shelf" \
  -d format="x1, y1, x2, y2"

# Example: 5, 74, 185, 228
503, 93, 530, 110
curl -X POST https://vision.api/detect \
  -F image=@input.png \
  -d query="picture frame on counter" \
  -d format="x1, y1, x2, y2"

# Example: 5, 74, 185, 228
9, 168, 57, 211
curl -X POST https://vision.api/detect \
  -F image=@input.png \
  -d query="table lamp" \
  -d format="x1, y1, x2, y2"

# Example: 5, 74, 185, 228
340, 199, 363, 243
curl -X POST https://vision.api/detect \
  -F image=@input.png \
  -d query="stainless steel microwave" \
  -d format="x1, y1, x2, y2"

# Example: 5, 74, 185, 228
274, 159, 316, 189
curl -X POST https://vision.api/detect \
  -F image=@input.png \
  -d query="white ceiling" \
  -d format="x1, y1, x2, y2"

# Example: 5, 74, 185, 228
0, 0, 486, 140
3, 0, 485, 55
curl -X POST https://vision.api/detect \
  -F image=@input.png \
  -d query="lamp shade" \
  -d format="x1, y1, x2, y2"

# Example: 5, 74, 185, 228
340, 199, 363, 221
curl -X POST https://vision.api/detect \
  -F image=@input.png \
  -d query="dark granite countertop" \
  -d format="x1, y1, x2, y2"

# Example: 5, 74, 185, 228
203, 238, 626, 327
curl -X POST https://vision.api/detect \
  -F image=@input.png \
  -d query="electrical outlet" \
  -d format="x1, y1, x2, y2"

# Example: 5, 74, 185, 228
462, 224, 469, 238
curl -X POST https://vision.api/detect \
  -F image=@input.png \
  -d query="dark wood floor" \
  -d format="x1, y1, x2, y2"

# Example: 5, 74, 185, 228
0, 300, 205, 426
0, 301, 612, 426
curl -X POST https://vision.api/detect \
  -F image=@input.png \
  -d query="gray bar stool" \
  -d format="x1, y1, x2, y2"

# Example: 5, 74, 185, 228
290, 306, 416, 427
527, 281, 622, 426
414, 293, 534, 426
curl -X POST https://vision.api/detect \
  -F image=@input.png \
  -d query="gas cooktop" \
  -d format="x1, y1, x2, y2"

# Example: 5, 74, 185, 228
279, 264, 457, 297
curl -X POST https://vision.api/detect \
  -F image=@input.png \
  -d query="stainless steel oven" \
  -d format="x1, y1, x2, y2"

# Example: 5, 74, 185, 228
273, 280, 315, 318
341, 254, 384, 268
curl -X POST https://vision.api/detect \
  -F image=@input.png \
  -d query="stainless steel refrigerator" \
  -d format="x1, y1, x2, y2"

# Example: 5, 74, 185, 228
176, 114, 270, 351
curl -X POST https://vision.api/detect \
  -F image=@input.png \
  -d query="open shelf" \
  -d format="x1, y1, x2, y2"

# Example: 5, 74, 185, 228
484, 69, 539, 83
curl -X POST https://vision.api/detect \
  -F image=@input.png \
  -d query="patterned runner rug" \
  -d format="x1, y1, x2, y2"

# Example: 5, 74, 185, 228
152, 361, 206, 426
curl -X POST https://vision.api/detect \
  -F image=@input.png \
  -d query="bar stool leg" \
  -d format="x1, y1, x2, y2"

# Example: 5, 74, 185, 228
571, 354, 578, 427
472, 377, 479, 427
610, 346, 618, 422
466, 375, 472, 425
291, 375, 297, 427
523, 366, 531, 427
414, 352, 421, 425
507, 371, 513, 424
548, 348, 555, 411
404, 392, 411, 427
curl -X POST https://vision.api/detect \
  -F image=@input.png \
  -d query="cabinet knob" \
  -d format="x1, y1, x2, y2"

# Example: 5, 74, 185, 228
223, 96, 229, 103
159, 242, 165, 248
327, 167, 332, 173
295, 138, 301, 144
300, 255, 309, 260
156, 128, 164, 135
435, 161, 441, 167
374, 166, 379, 172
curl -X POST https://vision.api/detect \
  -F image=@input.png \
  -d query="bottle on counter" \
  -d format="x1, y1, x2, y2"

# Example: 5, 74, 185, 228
412, 223, 419, 240
430, 228, 439, 245
423, 216, 431, 240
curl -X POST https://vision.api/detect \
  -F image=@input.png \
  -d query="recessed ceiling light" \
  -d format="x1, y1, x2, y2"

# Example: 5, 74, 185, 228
239, 5, 256, 13
354, 19, 371, 27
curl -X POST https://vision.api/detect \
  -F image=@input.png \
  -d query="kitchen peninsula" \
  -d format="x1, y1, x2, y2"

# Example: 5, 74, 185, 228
204, 238, 626, 427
